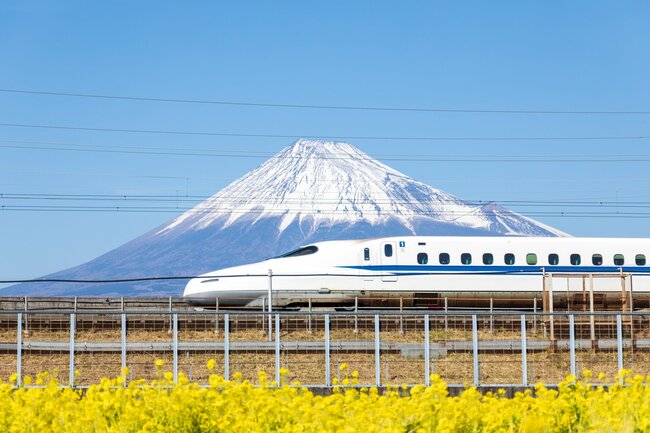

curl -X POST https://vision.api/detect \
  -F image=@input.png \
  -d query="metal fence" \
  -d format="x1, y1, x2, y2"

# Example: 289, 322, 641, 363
0, 311, 648, 388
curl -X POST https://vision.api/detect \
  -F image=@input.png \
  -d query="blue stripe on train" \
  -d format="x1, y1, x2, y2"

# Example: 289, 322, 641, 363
338, 265, 650, 274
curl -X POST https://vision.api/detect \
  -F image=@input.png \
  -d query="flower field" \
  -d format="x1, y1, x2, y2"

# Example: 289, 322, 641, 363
1, 364, 650, 432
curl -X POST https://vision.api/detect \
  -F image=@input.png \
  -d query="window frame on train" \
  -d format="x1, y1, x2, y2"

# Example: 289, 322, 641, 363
548, 254, 559, 265
614, 254, 624, 266
417, 252, 428, 265
482, 253, 494, 265
592, 254, 603, 266
504, 253, 515, 265
439, 253, 450, 265
364, 248, 370, 261
461, 253, 472, 265
570, 254, 581, 265
384, 244, 393, 257
277, 245, 319, 258
526, 253, 537, 265
636, 254, 647, 266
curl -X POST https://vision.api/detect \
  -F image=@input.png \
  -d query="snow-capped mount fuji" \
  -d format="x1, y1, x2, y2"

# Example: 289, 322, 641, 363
159, 139, 565, 238
5, 139, 568, 296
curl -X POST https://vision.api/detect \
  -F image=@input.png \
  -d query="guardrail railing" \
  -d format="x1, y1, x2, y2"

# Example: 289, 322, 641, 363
0, 311, 647, 388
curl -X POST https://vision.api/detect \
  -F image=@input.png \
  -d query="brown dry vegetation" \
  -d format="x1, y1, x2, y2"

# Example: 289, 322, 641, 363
0, 320, 647, 387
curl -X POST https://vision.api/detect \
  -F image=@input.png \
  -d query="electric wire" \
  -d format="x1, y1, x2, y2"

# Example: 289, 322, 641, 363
1, 88, 649, 115
0, 121, 648, 141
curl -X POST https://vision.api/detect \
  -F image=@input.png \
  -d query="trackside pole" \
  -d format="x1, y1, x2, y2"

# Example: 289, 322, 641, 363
172, 314, 178, 384
69, 313, 75, 387
268, 269, 273, 342
375, 314, 380, 387
275, 314, 280, 386
121, 313, 127, 383
424, 314, 430, 386
472, 315, 479, 386
589, 274, 595, 349
325, 315, 331, 386
224, 314, 230, 380
617, 314, 623, 376
569, 314, 576, 376
521, 314, 527, 387
17, 313, 22, 387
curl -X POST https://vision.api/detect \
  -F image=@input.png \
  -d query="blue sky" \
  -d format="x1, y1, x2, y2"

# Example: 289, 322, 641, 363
1, 1, 649, 282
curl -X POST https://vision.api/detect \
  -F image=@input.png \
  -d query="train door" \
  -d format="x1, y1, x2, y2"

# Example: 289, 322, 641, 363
361, 246, 376, 282
380, 241, 398, 282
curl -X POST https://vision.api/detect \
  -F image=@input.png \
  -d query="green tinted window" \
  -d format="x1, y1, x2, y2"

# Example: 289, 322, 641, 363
526, 253, 537, 265
614, 254, 624, 266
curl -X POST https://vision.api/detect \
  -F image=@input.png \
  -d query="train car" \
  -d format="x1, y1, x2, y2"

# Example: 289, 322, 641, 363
182, 236, 650, 309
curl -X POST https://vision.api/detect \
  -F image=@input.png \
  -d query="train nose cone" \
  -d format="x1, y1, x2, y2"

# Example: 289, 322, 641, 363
183, 278, 218, 305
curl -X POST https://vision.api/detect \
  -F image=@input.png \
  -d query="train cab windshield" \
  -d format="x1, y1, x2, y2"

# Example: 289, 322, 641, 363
276, 245, 319, 258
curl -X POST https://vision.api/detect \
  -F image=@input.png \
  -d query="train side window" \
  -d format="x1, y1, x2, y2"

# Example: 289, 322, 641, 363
384, 244, 393, 257
548, 254, 559, 265
417, 253, 428, 264
592, 254, 602, 266
439, 253, 450, 265
504, 253, 515, 265
364, 248, 370, 261
570, 254, 581, 265
526, 253, 537, 265
461, 253, 472, 265
614, 254, 624, 266
482, 253, 493, 265
636, 254, 646, 266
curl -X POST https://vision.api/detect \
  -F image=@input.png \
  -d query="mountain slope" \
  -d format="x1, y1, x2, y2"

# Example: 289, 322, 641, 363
5, 139, 568, 296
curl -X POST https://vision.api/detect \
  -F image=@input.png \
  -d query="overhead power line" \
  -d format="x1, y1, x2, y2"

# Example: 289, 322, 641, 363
0, 122, 648, 142
4, 138, 650, 161
1, 88, 649, 115
2, 204, 650, 219
2, 193, 650, 208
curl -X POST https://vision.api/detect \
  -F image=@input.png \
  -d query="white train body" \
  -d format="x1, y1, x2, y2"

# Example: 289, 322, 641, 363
183, 236, 650, 308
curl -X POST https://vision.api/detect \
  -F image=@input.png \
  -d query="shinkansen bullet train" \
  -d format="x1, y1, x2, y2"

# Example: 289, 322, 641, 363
183, 236, 650, 309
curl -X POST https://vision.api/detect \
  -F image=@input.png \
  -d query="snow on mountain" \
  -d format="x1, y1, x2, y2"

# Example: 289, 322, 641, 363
4, 139, 568, 296
160, 139, 567, 238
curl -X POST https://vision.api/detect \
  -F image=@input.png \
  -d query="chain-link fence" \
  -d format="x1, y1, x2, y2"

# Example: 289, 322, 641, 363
0, 311, 647, 388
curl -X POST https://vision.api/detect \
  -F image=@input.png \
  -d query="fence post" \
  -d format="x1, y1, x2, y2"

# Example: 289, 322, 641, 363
472, 315, 479, 386
375, 314, 381, 387
444, 297, 448, 333
569, 314, 576, 376
489, 298, 494, 334
69, 313, 75, 387
617, 314, 623, 376
17, 312, 22, 387
354, 297, 358, 334
121, 313, 127, 381
325, 314, 330, 387
521, 314, 527, 387
268, 270, 273, 342
224, 313, 230, 380
172, 313, 178, 384
275, 314, 281, 386
308, 298, 312, 333
424, 314, 430, 386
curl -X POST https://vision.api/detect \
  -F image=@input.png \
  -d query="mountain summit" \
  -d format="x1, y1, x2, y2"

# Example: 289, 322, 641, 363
160, 138, 565, 238
6, 139, 567, 296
